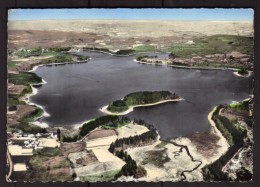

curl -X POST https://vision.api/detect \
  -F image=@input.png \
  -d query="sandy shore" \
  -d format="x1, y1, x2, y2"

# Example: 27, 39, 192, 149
73, 119, 95, 130
19, 78, 50, 128
233, 70, 253, 77
207, 106, 230, 151
100, 98, 184, 115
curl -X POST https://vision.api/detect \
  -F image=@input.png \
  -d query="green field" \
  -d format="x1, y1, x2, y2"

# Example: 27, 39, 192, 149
21, 107, 44, 123
79, 169, 120, 182
167, 35, 253, 58
228, 100, 250, 112
133, 44, 156, 52
7, 60, 20, 68
8, 72, 42, 85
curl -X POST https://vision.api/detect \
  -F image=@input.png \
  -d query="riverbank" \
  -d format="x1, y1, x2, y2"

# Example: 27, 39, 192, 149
100, 98, 184, 115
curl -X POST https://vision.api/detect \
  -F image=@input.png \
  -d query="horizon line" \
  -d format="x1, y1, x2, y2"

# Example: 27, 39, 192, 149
9, 19, 253, 22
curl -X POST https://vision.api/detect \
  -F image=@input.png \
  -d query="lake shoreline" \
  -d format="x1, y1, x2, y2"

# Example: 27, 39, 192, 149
21, 58, 90, 129
22, 51, 249, 132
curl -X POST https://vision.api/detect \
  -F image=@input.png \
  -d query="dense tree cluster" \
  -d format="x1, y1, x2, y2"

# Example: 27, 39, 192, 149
169, 52, 178, 59
133, 119, 156, 130
102, 116, 130, 129
83, 47, 111, 53
62, 115, 130, 142
136, 55, 148, 61
108, 91, 179, 112
236, 167, 252, 181
107, 100, 129, 112
109, 129, 158, 153
48, 47, 71, 52
114, 150, 147, 178
19, 121, 47, 134
237, 68, 249, 75
115, 49, 134, 55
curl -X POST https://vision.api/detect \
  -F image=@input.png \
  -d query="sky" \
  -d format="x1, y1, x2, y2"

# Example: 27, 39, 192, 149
8, 9, 253, 21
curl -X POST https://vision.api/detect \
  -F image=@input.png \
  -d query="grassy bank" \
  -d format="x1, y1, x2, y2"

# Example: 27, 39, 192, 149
7, 71, 48, 133
8, 72, 42, 85
21, 107, 44, 123
107, 91, 179, 113
40, 53, 89, 64
8, 72, 41, 104
8, 94, 26, 105
133, 44, 156, 52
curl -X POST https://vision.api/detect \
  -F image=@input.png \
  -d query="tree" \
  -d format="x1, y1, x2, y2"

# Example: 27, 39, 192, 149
57, 128, 61, 141
169, 52, 177, 59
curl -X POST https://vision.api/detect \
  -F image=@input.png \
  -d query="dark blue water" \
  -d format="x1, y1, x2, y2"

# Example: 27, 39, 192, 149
30, 51, 252, 139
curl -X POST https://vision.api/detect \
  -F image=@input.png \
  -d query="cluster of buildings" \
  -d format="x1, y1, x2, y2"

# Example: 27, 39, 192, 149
7, 132, 60, 174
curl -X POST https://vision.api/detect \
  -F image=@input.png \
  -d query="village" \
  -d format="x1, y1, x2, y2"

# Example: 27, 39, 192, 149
137, 51, 253, 71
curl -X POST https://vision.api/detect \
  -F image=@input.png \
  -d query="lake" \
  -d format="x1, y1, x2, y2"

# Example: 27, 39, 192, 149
30, 51, 252, 139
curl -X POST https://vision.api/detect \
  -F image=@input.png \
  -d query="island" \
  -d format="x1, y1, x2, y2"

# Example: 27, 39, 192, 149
100, 91, 183, 115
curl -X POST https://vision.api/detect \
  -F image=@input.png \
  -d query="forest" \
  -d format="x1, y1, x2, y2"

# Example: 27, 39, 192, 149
109, 128, 158, 153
